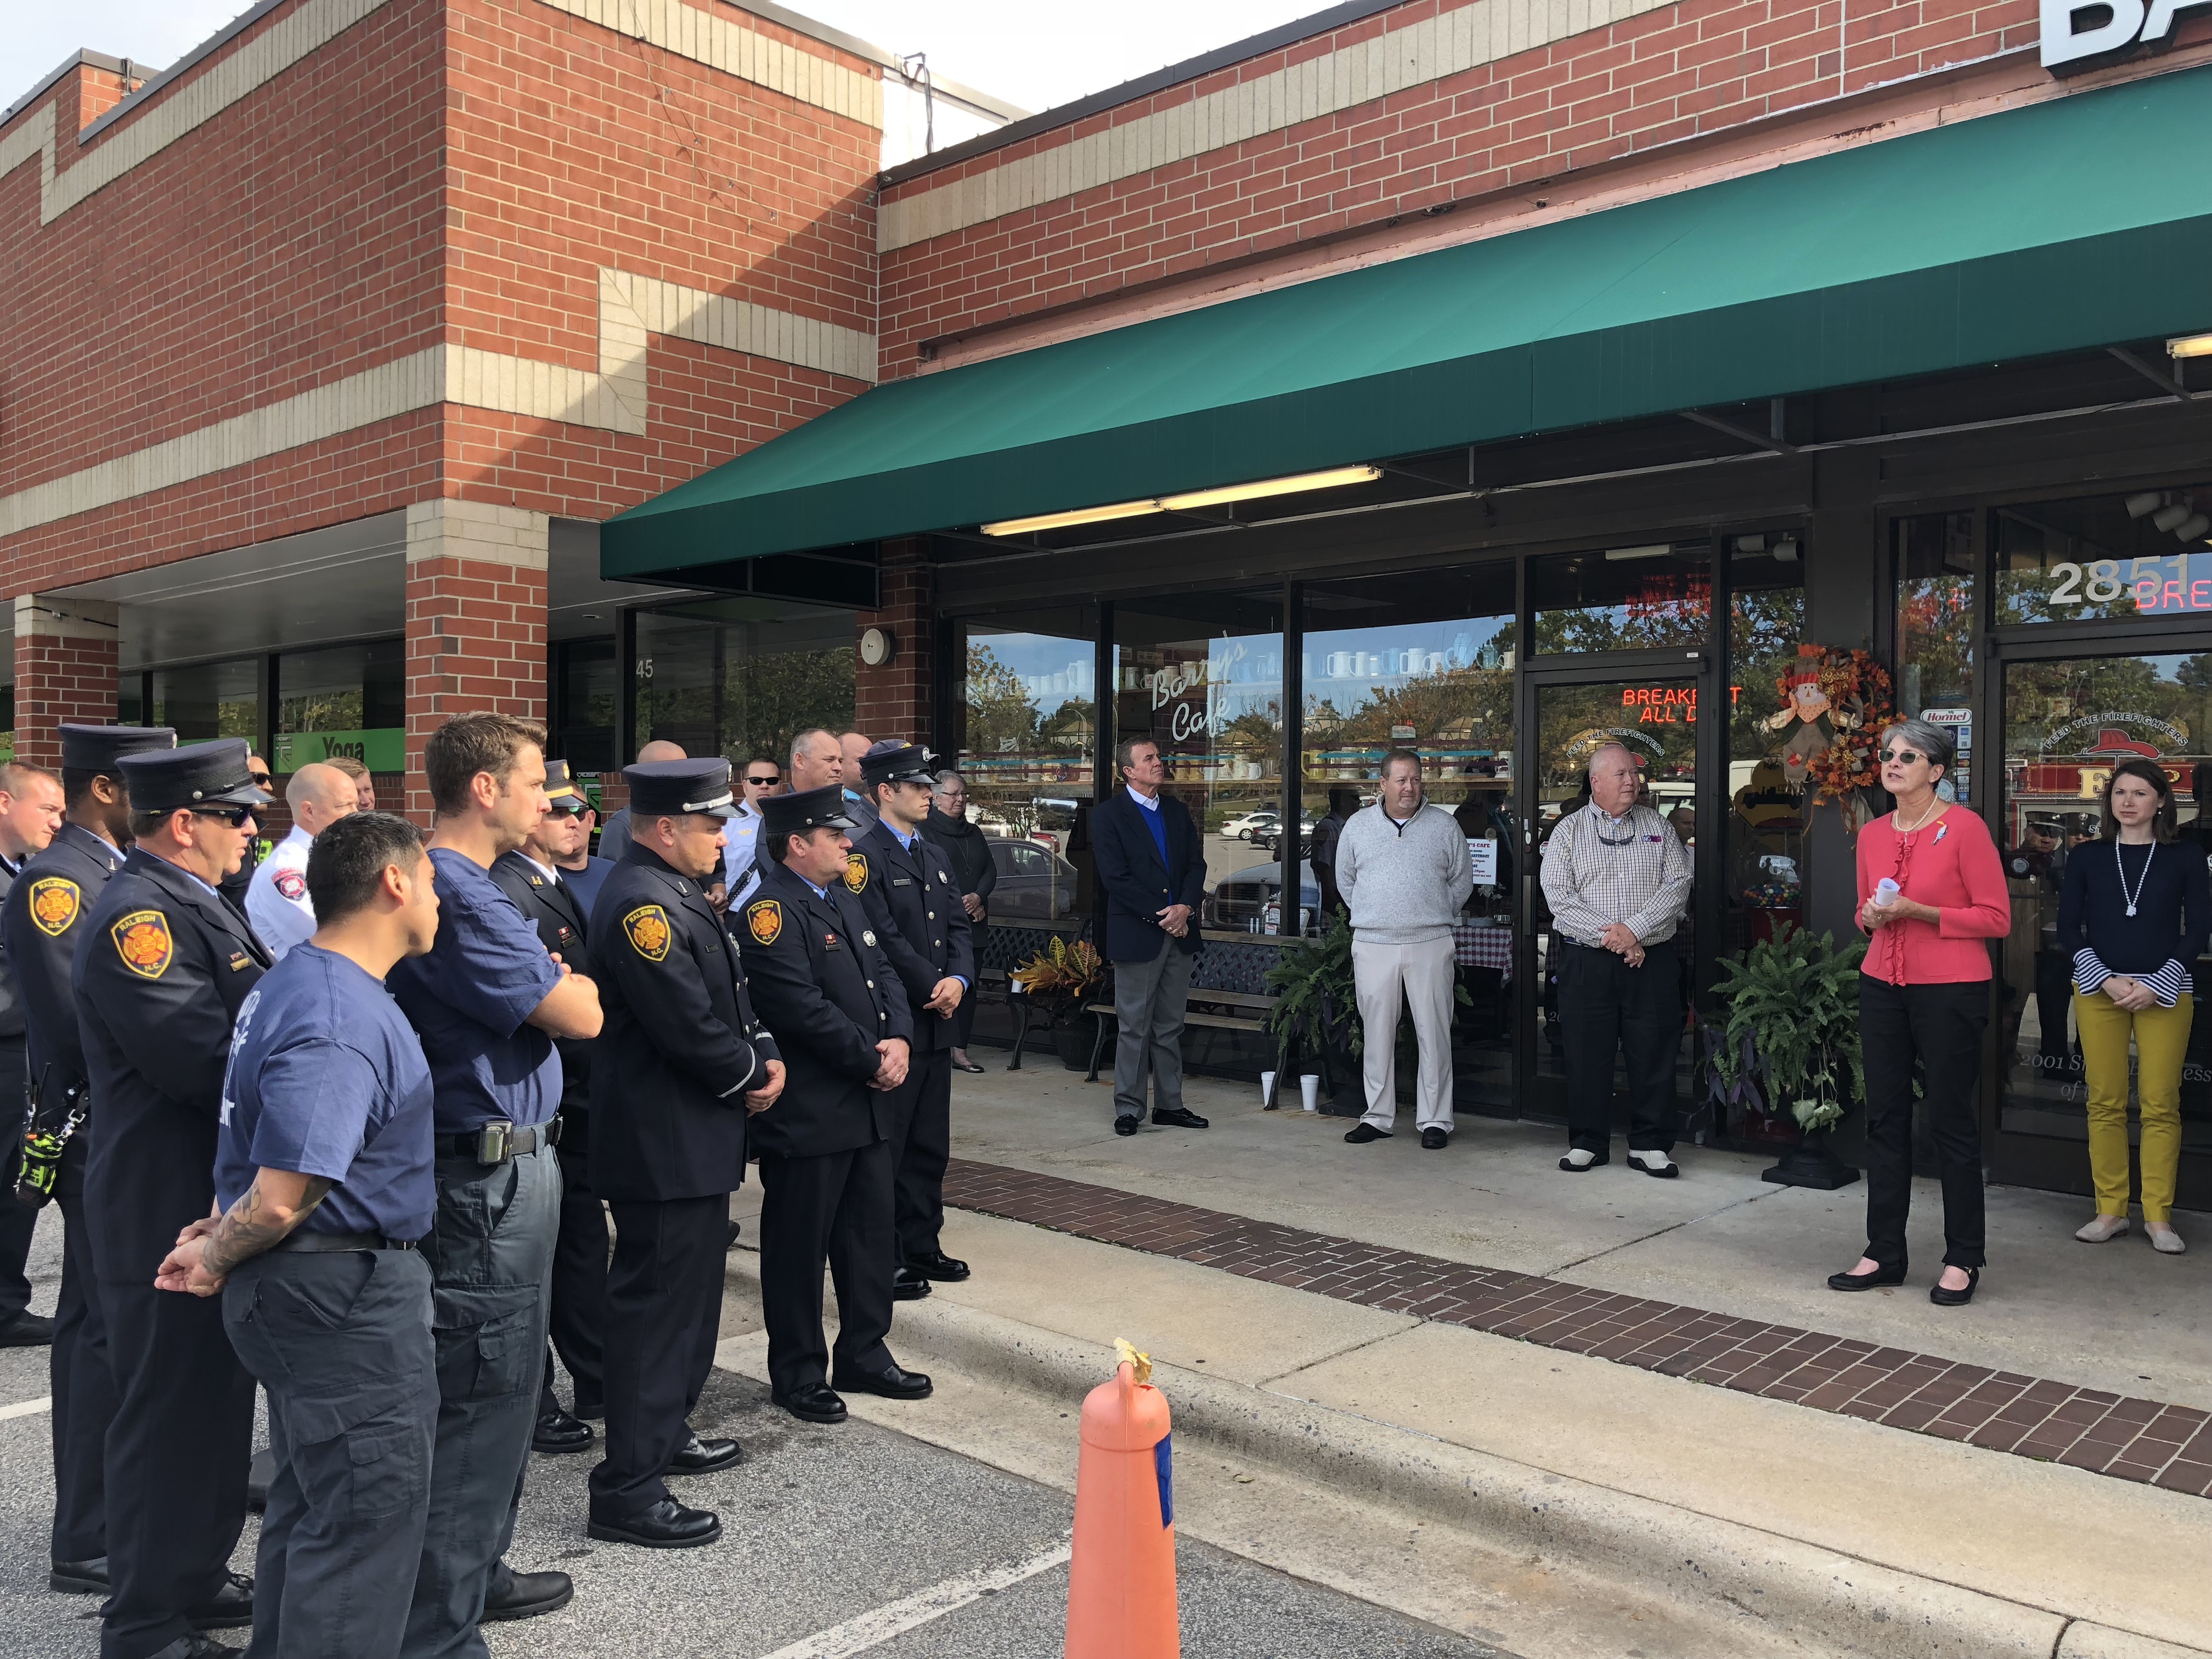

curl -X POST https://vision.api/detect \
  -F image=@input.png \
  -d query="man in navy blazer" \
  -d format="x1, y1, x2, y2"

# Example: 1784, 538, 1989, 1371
1090, 738, 1211, 1136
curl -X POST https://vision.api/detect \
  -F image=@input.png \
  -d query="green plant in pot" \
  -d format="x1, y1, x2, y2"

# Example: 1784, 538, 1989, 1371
1009, 935, 1105, 1070
1263, 915, 1361, 1110
1705, 922, 1866, 1189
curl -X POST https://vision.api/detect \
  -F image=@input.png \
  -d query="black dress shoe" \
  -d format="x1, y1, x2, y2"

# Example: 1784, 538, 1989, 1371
1114, 1116, 1140, 1136
247, 1443, 274, 1513
665, 1432, 743, 1475
726, 1218, 742, 1249
907, 1251, 970, 1282
0, 1311, 54, 1345
1421, 1127, 1448, 1150
1152, 1106, 1209, 1129
146, 1635, 242, 1659
891, 1265, 934, 1301
587, 1498, 721, 1549
1344, 1123, 1391, 1144
952, 1058, 986, 1074
533, 1406, 595, 1453
50, 1556, 107, 1594
1826, 1262, 1907, 1291
775, 1381, 849, 1424
1929, 1267, 1981, 1307
832, 1360, 933, 1401
482, 1567, 574, 1620
186, 1570, 255, 1630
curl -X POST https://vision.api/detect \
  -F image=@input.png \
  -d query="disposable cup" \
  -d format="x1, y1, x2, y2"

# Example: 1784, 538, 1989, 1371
1300, 1075, 1321, 1113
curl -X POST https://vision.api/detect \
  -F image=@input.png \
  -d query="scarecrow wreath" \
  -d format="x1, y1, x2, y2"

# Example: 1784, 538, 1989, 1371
1759, 645, 1897, 828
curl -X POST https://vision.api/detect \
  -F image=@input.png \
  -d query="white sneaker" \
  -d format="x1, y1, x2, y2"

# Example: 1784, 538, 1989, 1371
1558, 1147, 1600, 1171
1628, 1148, 1679, 1180
2075, 1214, 2130, 1243
2148, 1223, 2187, 1255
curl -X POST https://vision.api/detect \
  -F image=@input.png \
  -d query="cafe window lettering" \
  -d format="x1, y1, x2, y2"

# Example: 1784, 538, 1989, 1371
1529, 542, 1712, 654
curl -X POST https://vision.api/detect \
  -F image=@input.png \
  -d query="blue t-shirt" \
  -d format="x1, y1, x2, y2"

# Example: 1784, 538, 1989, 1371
215, 945, 436, 1241
389, 848, 563, 1132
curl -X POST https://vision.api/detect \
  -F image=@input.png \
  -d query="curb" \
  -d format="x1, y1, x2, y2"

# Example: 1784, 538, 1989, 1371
724, 1253, 2210, 1659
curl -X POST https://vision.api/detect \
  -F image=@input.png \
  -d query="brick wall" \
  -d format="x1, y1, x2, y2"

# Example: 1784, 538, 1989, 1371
854, 540, 936, 748
876, 0, 2045, 373
11, 597, 121, 770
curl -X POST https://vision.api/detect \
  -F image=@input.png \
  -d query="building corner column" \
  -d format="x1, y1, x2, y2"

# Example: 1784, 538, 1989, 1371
855, 538, 936, 747
404, 499, 550, 819
12, 595, 121, 770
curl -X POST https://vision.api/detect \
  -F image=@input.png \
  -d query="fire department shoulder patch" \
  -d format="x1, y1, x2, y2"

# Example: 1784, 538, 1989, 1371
746, 900, 782, 946
273, 868, 307, 902
843, 853, 868, 894
111, 911, 174, 980
623, 905, 672, 963
27, 877, 80, 938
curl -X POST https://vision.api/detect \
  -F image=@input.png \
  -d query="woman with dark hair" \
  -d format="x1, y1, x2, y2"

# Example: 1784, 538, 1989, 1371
2057, 757, 2208, 1255
1829, 718, 2010, 1306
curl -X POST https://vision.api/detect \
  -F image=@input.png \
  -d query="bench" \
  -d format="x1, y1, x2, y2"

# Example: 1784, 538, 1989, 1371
1079, 987, 1277, 1081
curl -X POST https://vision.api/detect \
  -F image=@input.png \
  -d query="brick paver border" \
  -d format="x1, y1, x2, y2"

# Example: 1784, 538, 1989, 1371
942, 1159, 2212, 1499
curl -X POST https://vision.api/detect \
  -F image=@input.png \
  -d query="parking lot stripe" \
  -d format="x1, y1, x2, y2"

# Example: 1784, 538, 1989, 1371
755, 1537, 1073, 1658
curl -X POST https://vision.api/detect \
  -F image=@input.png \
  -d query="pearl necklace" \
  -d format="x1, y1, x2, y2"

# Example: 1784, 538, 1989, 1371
1894, 796, 1944, 837
2116, 838, 2156, 918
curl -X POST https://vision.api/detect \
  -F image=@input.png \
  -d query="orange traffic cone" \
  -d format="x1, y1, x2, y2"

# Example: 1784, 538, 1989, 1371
1065, 1340, 1178, 1659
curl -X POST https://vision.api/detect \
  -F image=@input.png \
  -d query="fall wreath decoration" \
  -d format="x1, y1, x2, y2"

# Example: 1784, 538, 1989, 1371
1771, 646, 1897, 825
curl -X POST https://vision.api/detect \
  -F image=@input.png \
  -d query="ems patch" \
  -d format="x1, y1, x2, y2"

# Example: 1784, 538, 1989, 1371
843, 853, 868, 895
111, 911, 174, 980
273, 868, 307, 902
27, 877, 80, 938
746, 900, 782, 946
623, 905, 673, 963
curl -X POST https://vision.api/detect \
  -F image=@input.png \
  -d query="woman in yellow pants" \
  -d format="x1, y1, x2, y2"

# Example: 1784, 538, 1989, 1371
2056, 760, 2208, 1254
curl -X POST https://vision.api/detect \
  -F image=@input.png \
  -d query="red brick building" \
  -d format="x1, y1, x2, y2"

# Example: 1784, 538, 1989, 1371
9, 0, 2212, 1192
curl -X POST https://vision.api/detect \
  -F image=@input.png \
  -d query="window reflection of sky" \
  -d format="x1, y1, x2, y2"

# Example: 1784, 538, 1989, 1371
1302, 615, 1513, 699
966, 631, 1094, 718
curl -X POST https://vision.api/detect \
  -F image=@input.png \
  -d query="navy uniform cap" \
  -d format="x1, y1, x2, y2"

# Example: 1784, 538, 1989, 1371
543, 758, 583, 806
761, 783, 859, 844
623, 758, 737, 820
859, 740, 935, 791
59, 724, 176, 773
118, 738, 274, 814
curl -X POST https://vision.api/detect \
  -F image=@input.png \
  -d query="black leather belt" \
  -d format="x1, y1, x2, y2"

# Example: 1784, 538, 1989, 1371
433, 1117, 560, 1164
274, 1231, 419, 1254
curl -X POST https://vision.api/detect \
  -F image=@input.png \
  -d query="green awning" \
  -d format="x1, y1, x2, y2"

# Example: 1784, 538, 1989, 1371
603, 64, 2212, 581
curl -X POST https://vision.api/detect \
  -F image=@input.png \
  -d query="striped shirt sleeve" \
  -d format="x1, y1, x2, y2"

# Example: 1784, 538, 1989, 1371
2071, 947, 2111, 996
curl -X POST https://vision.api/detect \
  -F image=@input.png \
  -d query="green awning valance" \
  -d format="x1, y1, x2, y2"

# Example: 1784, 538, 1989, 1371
603, 64, 2212, 581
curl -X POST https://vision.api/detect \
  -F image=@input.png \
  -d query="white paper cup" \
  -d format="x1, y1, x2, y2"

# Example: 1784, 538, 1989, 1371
1300, 1075, 1321, 1113
1260, 1071, 1277, 1108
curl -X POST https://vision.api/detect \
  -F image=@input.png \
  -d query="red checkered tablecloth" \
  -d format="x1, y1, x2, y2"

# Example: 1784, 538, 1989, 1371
1452, 922, 1513, 974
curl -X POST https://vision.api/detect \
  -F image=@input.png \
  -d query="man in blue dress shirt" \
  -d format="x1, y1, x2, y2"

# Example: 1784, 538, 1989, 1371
388, 714, 602, 1651
159, 811, 442, 1659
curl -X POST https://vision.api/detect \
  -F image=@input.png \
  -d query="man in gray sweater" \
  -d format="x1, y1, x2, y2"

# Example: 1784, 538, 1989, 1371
1336, 751, 1474, 1149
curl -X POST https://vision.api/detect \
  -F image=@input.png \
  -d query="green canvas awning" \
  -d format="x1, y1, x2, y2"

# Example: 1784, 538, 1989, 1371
602, 64, 2212, 581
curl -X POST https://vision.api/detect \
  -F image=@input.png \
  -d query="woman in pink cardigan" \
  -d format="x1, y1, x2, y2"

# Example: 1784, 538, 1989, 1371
1829, 718, 2010, 1307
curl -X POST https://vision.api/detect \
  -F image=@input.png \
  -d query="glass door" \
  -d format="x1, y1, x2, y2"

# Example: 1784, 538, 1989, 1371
1526, 673, 1702, 1120
1993, 642, 2212, 1206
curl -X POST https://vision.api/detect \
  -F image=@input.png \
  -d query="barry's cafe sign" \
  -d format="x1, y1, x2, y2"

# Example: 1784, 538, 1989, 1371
2042, 0, 2209, 71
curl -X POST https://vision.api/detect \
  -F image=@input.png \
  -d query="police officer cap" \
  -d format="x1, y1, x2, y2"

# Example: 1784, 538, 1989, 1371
761, 783, 859, 844
859, 739, 936, 791
544, 757, 583, 808
117, 738, 274, 814
623, 758, 738, 820
59, 723, 176, 773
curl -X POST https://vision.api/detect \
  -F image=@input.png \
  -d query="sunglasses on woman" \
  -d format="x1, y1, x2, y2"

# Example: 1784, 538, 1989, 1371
1878, 747, 1928, 765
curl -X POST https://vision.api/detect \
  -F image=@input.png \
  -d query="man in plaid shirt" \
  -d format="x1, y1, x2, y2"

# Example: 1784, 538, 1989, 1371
1539, 743, 1693, 1177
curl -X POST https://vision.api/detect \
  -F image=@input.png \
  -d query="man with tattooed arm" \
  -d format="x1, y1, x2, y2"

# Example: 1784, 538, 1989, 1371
159, 811, 442, 1659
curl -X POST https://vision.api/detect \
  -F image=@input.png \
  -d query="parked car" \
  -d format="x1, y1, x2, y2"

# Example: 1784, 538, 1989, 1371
1250, 817, 1317, 855
1203, 861, 1321, 933
986, 836, 1081, 921
1220, 809, 1279, 842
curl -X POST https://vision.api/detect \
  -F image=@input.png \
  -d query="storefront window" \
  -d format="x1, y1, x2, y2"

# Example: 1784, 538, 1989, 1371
273, 640, 403, 774
1300, 569, 1516, 1102
117, 674, 144, 725
1529, 542, 1711, 654
1111, 592, 1284, 928
946, 608, 1099, 926
1895, 512, 1978, 803
1995, 486, 2212, 626
1997, 650, 2212, 1156
634, 601, 855, 766
553, 640, 619, 775
152, 658, 259, 744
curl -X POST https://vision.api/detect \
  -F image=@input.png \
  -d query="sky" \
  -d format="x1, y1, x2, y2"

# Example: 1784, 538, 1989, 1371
6, 0, 1329, 123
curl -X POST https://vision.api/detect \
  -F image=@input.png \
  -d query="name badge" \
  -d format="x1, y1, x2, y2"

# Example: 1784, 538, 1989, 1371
228, 952, 251, 972
892, 877, 913, 887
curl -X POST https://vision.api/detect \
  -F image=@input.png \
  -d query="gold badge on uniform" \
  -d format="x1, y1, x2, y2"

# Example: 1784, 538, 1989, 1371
623, 905, 672, 963
843, 853, 868, 895
28, 877, 80, 937
746, 899, 782, 945
111, 911, 173, 980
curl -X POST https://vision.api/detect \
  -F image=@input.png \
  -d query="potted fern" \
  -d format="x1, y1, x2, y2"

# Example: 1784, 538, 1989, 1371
1703, 922, 1866, 1189
1263, 915, 1361, 1109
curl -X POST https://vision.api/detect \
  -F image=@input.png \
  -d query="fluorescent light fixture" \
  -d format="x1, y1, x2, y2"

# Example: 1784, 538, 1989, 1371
980, 499, 1167, 537
1159, 465, 1381, 511
1604, 544, 1675, 561
980, 464, 1383, 537
2169, 333, 2212, 359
